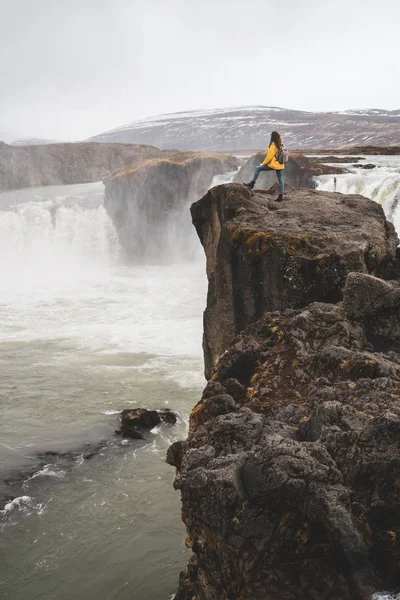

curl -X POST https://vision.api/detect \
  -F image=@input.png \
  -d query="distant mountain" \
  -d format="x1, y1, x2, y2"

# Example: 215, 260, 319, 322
88, 106, 400, 150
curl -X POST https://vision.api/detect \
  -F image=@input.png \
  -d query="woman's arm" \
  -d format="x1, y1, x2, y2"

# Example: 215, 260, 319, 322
261, 143, 276, 166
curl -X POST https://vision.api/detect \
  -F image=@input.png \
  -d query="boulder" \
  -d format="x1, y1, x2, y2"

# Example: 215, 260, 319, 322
353, 163, 376, 169
120, 408, 177, 439
191, 183, 398, 378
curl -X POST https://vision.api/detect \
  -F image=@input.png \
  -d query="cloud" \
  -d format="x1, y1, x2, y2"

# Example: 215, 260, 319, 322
0, 0, 398, 140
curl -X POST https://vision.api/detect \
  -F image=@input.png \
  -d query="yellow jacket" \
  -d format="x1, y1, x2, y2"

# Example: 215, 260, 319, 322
261, 142, 285, 170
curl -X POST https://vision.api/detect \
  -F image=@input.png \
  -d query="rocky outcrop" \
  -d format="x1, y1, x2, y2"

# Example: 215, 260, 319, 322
233, 153, 344, 190
0, 141, 161, 191
119, 408, 177, 439
170, 273, 400, 599
169, 182, 400, 599
305, 146, 400, 156
317, 156, 363, 163
191, 183, 398, 378
104, 152, 237, 262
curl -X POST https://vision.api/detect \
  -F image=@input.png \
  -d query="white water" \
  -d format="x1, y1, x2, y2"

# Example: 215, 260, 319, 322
315, 155, 400, 229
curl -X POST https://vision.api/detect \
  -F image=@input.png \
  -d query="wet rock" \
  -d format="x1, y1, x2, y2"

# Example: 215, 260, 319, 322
353, 163, 376, 169
1, 440, 109, 512
119, 408, 177, 439
318, 156, 362, 163
158, 408, 178, 425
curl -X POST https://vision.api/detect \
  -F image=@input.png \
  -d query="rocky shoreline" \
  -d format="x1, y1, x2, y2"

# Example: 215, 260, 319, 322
168, 183, 400, 599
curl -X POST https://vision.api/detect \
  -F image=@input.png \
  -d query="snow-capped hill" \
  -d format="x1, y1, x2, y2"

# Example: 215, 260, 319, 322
89, 105, 400, 150
336, 108, 400, 118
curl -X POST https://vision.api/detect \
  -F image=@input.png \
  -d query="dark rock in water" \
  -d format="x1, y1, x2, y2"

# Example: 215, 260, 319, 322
234, 152, 345, 189
191, 182, 398, 379
353, 163, 376, 169
120, 408, 177, 438
0, 440, 109, 512
158, 408, 178, 425
318, 156, 362, 163
120, 408, 161, 439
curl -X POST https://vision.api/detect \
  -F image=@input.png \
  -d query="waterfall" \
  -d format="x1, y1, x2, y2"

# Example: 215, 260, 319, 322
315, 156, 400, 230
0, 182, 119, 291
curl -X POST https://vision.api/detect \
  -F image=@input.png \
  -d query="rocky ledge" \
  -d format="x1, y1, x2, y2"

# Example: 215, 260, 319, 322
192, 183, 398, 378
168, 183, 400, 599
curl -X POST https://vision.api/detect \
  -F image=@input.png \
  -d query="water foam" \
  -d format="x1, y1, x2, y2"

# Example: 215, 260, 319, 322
1, 495, 44, 516
315, 156, 400, 228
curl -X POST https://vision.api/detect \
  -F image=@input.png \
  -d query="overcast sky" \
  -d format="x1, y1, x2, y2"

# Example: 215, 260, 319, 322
0, 0, 398, 141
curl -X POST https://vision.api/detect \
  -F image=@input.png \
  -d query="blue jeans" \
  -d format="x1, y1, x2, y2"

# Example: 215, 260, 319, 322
251, 165, 284, 194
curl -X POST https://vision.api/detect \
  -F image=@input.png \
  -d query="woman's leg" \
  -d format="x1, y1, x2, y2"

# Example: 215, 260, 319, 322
276, 170, 284, 194
251, 165, 272, 184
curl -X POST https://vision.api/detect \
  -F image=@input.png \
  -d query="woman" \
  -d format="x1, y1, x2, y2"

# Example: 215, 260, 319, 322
245, 131, 285, 201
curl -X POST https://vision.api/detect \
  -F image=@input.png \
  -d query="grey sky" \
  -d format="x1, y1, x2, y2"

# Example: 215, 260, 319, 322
0, 0, 399, 141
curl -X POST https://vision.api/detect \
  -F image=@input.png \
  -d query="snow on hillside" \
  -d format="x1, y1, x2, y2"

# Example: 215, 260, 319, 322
89, 105, 400, 151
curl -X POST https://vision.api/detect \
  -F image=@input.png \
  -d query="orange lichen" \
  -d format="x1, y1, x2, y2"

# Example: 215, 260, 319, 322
245, 232, 273, 257
189, 402, 207, 432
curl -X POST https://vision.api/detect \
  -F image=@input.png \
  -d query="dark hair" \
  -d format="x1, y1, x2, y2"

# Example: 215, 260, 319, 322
270, 131, 282, 149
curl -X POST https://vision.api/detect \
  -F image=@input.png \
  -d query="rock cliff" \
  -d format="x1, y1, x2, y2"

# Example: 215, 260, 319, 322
0, 141, 160, 191
234, 153, 344, 190
168, 183, 400, 599
104, 152, 237, 262
192, 183, 398, 378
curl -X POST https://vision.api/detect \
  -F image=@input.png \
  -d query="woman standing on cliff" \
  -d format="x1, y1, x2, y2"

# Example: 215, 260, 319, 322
245, 131, 286, 201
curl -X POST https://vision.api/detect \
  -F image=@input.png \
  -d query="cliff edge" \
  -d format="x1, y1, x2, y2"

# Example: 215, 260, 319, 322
191, 183, 397, 378
168, 184, 400, 599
